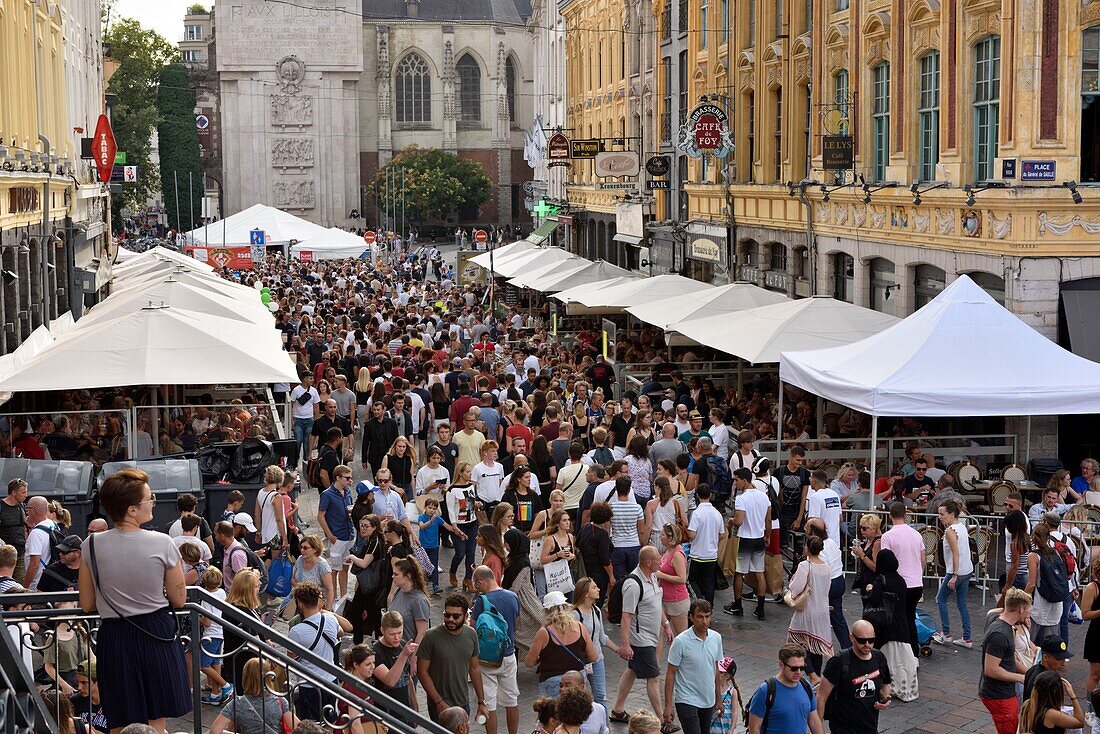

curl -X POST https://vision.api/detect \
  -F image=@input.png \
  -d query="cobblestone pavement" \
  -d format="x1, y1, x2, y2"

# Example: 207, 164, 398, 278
171, 442, 1087, 733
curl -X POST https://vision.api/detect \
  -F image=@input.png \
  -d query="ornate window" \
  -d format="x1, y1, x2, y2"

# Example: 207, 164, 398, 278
872, 62, 890, 182
1081, 26, 1100, 180
834, 69, 849, 117
456, 54, 480, 122
506, 57, 517, 123
396, 52, 431, 124
701, 0, 709, 49
974, 35, 1001, 182
918, 51, 940, 182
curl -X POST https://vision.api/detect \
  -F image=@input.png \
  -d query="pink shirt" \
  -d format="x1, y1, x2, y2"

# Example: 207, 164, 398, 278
659, 546, 689, 602
880, 523, 925, 588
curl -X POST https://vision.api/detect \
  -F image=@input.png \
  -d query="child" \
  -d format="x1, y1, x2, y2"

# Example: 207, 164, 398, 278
417, 498, 459, 594
199, 567, 233, 705
711, 656, 743, 734
373, 611, 418, 725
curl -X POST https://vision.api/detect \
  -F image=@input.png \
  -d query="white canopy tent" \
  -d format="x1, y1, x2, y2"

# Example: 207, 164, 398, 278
114, 246, 216, 273
778, 275, 1100, 477
669, 295, 900, 364
534, 260, 637, 294
289, 228, 369, 260
552, 276, 641, 306
469, 240, 536, 269
626, 282, 790, 331
0, 305, 298, 392
183, 203, 328, 247
507, 255, 592, 290
81, 278, 273, 327
489, 247, 574, 279
556, 273, 714, 315
112, 263, 259, 298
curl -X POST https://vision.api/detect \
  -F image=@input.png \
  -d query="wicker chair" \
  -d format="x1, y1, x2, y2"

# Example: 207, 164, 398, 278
1002, 464, 1028, 484
920, 525, 943, 576
988, 481, 1014, 515
1086, 506, 1100, 525
973, 526, 995, 587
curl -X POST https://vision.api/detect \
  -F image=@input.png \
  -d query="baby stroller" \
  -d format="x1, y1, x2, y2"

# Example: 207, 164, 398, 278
915, 608, 937, 658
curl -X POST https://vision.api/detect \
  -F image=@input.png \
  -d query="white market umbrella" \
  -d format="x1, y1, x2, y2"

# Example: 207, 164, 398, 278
0, 304, 299, 392
552, 276, 640, 305
114, 246, 215, 272
670, 295, 900, 364
537, 260, 636, 294
627, 282, 789, 331
112, 263, 258, 298
491, 248, 574, 279
82, 277, 273, 327
469, 240, 536, 269
562, 273, 713, 315
508, 256, 592, 290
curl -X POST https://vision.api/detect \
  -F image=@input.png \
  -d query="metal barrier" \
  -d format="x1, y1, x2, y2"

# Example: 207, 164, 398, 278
0, 588, 447, 734
134, 402, 285, 458
0, 410, 134, 462
759, 433, 1018, 475
0, 604, 52, 734
620, 361, 774, 401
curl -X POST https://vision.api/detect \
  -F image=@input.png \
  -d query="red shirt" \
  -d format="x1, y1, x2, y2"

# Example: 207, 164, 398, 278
14, 437, 44, 460
539, 421, 561, 442
506, 423, 535, 448
449, 395, 479, 427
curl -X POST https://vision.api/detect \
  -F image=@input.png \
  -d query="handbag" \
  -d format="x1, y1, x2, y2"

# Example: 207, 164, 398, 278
530, 510, 550, 571
413, 543, 436, 575
544, 556, 575, 594
265, 552, 293, 598
783, 577, 811, 611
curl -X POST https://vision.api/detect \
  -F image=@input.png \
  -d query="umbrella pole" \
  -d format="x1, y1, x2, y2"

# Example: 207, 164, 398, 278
869, 415, 879, 510
1025, 415, 1031, 467
776, 381, 783, 463
149, 386, 159, 459
737, 359, 744, 400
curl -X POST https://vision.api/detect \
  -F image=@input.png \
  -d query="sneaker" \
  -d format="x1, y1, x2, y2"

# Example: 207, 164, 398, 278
725, 601, 744, 616
753, 605, 765, 621
771, 594, 786, 604
201, 693, 222, 706
952, 638, 974, 649
742, 588, 757, 601
931, 632, 953, 645
218, 683, 234, 703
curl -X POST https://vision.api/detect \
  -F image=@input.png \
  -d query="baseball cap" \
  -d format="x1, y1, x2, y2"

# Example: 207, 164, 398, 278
718, 656, 737, 674
57, 535, 83, 553
542, 591, 568, 609
232, 512, 258, 533
77, 658, 97, 679
1040, 636, 1073, 660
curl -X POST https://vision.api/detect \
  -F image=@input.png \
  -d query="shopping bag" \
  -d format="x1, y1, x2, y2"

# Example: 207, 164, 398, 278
265, 552, 293, 598
718, 536, 739, 578
413, 543, 436, 576
544, 557, 575, 594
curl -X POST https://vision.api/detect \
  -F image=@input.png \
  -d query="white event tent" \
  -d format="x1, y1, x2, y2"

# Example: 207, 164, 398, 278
534, 260, 637, 294
184, 203, 328, 247
80, 277, 273, 327
469, 240, 536, 269
0, 305, 298, 392
290, 228, 369, 260
114, 245, 216, 272
669, 295, 900, 364
507, 256, 592, 290
556, 273, 713, 315
627, 282, 789, 331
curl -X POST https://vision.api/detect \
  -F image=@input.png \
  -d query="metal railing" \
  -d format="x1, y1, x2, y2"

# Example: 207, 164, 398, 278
135, 402, 286, 458
620, 361, 775, 401
759, 433, 1018, 474
0, 607, 52, 734
0, 409, 133, 461
0, 588, 447, 734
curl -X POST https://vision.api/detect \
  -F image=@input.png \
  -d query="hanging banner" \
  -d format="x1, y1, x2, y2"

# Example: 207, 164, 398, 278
595, 151, 640, 178
822, 136, 855, 170
677, 102, 733, 159
185, 245, 255, 270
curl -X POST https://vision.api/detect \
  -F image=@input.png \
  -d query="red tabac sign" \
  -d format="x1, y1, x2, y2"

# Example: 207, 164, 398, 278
92, 114, 117, 183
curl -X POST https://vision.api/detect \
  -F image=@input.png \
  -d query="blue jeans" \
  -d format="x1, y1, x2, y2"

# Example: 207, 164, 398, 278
539, 675, 563, 698
449, 522, 478, 578
293, 417, 314, 465
829, 575, 851, 649
425, 546, 440, 588
936, 572, 972, 640
587, 657, 608, 721
611, 546, 640, 582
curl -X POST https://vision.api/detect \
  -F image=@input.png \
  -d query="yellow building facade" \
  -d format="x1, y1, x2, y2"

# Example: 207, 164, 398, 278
560, 0, 657, 267
0, 0, 110, 354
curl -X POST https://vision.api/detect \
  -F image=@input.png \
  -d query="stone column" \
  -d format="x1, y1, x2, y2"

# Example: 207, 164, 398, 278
495, 42, 513, 224
442, 39, 457, 152
378, 31, 393, 166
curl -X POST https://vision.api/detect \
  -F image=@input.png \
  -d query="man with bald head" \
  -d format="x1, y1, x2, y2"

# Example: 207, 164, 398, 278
86, 518, 108, 534
23, 496, 57, 591
438, 706, 470, 734
816, 619, 892, 733
650, 423, 684, 467
610, 545, 673, 722
561, 670, 609, 734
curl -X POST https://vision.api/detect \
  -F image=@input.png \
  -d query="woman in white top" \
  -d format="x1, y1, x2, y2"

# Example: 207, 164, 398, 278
932, 499, 973, 647
255, 465, 288, 553
644, 476, 687, 551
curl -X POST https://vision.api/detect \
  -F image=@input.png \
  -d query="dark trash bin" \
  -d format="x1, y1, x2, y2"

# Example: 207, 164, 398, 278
100, 459, 203, 532
0, 458, 96, 532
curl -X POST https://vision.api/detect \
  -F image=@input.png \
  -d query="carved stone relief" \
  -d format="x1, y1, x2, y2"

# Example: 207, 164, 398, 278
935, 208, 955, 235
273, 179, 315, 208
272, 138, 314, 167
271, 95, 313, 126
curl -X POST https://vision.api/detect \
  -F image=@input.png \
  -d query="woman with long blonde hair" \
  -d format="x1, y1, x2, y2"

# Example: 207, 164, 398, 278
445, 461, 479, 591
222, 568, 263, 690
524, 595, 597, 697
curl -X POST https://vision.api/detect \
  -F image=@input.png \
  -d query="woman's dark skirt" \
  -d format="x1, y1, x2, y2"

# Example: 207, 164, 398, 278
97, 608, 192, 729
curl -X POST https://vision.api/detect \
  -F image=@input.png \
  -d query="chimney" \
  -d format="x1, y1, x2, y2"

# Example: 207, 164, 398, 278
406, 0, 418, 18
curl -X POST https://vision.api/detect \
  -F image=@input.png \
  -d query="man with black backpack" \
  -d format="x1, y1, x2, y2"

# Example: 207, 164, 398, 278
746, 643, 824, 734
1025, 523, 1069, 644
23, 496, 61, 591
816, 621, 891, 733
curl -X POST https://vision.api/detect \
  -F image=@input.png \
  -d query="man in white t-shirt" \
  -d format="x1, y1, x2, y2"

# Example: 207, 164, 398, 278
805, 470, 842, 545
725, 468, 770, 620
23, 497, 57, 591
686, 484, 726, 605
472, 441, 505, 505
289, 374, 321, 468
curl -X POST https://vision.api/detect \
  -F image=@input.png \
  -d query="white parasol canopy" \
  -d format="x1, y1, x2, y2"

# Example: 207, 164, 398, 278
508, 256, 592, 290
183, 203, 328, 247
114, 246, 215, 273
0, 305, 298, 392
535, 260, 637, 294
112, 262, 258, 298
552, 276, 641, 305
489, 247, 574, 279
779, 275, 1100, 416
469, 240, 536, 269
670, 295, 900, 363
81, 277, 273, 327
626, 282, 790, 330
289, 228, 369, 260
557, 273, 713, 315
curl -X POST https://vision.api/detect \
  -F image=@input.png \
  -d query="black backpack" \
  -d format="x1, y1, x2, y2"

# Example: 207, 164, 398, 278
607, 573, 643, 629
1036, 548, 1070, 603
756, 676, 814, 732
31, 524, 66, 567
230, 543, 270, 590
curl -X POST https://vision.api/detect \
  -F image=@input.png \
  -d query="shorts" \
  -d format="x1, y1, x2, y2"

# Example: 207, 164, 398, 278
663, 597, 691, 617
328, 538, 354, 565
628, 645, 659, 679
481, 654, 519, 710
200, 638, 223, 669
737, 543, 765, 574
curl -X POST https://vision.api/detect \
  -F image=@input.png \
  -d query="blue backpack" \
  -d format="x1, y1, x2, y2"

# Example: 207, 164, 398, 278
705, 455, 733, 498
475, 595, 510, 667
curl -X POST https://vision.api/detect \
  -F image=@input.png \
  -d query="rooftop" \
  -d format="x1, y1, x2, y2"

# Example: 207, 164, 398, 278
362, 0, 532, 24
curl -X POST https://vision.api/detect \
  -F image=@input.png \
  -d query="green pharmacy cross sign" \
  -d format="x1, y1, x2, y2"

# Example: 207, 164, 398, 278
532, 199, 558, 218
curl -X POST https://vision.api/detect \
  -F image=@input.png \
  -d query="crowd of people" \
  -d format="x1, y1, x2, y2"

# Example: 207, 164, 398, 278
2, 239, 1100, 734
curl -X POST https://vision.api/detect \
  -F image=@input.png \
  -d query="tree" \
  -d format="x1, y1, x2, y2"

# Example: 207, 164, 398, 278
157, 63, 203, 232
102, 17, 176, 223
187, 3, 208, 13
368, 147, 492, 224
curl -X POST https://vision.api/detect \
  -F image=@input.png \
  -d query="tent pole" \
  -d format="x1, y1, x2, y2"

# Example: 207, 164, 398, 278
869, 415, 878, 510
776, 381, 784, 463
1025, 416, 1031, 467
737, 358, 744, 399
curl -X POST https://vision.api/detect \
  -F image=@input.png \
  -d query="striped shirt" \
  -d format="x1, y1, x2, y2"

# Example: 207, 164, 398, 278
609, 496, 643, 548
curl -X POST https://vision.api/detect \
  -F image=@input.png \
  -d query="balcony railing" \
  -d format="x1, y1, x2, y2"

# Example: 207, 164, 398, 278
0, 588, 446, 734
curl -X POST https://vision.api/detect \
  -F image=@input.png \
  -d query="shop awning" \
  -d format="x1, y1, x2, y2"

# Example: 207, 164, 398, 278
612, 233, 643, 246
526, 219, 560, 245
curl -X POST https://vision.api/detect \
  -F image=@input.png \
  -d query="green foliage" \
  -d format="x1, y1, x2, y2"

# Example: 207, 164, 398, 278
157, 62, 203, 231
187, 3, 208, 13
368, 147, 492, 223
103, 17, 176, 222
